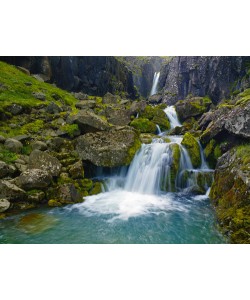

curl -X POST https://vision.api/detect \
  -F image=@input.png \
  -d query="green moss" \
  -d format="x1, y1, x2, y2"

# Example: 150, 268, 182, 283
236, 88, 250, 105
59, 123, 79, 137
181, 132, 201, 168
0, 146, 18, 163
0, 61, 77, 111
152, 116, 170, 131
89, 182, 103, 195
126, 135, 141, 165
81, 179, 93, 191
48, 199, 62, 207
168, 143, 181, 191
130, 118, 157, 133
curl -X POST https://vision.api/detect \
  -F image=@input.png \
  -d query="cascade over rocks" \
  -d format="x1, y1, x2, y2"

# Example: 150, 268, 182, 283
76, 126, 141, 167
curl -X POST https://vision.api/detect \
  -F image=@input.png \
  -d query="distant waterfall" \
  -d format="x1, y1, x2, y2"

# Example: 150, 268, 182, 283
150, 72, 160, 96
164, 106, 182, 129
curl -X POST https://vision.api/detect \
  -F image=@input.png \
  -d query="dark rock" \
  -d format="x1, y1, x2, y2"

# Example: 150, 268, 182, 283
69, 160, 84, 179
32, 92, 46, 100
74, 92, 89, 100
6, 104, 23, 115
76, 100, 96, 110
0, 180, 26, 201
31, 141, 47, 151
58, 183, 83, 204
4, 138, 23, 153
76, 126, 141, 167
46, 102, 62, 114
15, 169, 52, 190
0, 198, 10, 213
105, 106, 132, 126
27, 190, 46, 203
28, 150, 62, 176
0, 161, 16, 178
103, 93, 120, 104
69, 110, 110, 133
148, 93, 162, 104
0, 135, 6, 143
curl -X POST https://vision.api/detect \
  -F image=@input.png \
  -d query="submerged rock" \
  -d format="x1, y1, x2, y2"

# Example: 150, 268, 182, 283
76, 126, 141, 167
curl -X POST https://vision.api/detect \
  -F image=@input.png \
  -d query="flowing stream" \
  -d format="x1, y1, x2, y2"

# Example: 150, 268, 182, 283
0, 106, 226, 244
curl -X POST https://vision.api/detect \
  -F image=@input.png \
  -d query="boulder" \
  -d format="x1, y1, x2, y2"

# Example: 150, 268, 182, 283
130, 118, 157, 134
69, 110, 110, 134
105, 107, 132, 126
69, 160, 84, 179
28, 150, 62, 176
0, 180, 26, 201
15, 169, 53, 190
46, 102, 63, 114
0, 161, 16, 178
102, 92, 120, 104
181, 132, 201, 168
4, 138, 23, 153
57, 184, 83, 204
210, 145, 250, 243
76, 100, 96, 110
175, 96, 212, 122
0, 198, 10, 213
27, 190, 46, 203
76, 126, 141, 167
31, 141, 47, 151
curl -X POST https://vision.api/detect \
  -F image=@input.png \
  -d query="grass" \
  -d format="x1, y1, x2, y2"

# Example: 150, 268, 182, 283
0, 61, 77, 111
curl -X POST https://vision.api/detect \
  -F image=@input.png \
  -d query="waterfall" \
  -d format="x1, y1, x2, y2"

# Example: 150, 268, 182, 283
164, 106, 182, 129
150, 72, 160, 96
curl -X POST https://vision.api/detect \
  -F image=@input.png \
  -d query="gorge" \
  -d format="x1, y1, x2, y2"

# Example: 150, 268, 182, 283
0, 56, 249, 243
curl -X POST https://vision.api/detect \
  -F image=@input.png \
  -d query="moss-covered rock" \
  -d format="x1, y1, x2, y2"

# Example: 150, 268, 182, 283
48, 199, 62, 207
89, 182, 103, 195
181, 132, 201, 168
210, 145, 250, 243
169, 143, 181, 191
204, 139, 222, 168
130, 118, 157, 133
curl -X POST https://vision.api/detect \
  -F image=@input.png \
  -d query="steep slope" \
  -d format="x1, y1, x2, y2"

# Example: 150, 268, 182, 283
160, 56, 250, 104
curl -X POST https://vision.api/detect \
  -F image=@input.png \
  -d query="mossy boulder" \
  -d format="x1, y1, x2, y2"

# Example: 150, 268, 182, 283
181, 132, 201, 168
130, 118, 157, 133
48, 199, 63, 207
204, 139, 222, 169
0, 180, 26, 202
89, 182, 103, 195
76, 126, 141, 167
168, 143, 181, 191
175, 96, 212, 122
210, 145, 250, 243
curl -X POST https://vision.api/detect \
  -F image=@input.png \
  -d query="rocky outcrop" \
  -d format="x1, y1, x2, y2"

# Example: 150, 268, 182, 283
210, 146, 250, 243
160, 56, 250, 104
0, 56, 137, 99
28, 150, 62, 176
76, 127, 141, 167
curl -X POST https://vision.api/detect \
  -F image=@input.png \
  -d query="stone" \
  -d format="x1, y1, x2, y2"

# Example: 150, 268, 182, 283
105, 106, 132, 126
48, 199, 62, 207
76, 126, 141, 167
0, 161, 16, 178
0, 198, 10, 213
69, 110, 110, 134
181, 132, 201, 168
32, 92, 46, 100
31, 141, 47, 151
0, 180, 26, 201
46, 102, 62, 114
130, 118, 157, 134
102, 92, 120, 104
57, 184, 83, 204
74, 92, 89, 100
4, 138, 23, 153
27, 190, 46, 203
76, 100, 96, 110
6, 104, 23, 115
28, 150, 62, 176
69, 160, 84, 179
15, 169, 53, 190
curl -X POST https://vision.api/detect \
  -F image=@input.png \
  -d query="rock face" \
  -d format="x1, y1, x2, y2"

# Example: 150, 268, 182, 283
210, 146, 250, 243
69, 110, 110, 133
160, 56, 250, 104
0, 56, 137, 99
28, 150, 62, 176
76, 127, 141, 167
15, 169, 52, 190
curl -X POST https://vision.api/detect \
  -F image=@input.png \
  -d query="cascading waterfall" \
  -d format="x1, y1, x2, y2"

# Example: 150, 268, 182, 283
164, 106, 182, 129
150, 72, 160, 96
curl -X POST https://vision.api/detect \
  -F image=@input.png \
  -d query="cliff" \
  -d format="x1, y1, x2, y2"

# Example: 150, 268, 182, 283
160, 56, 250, 104
0, 56, 137, 99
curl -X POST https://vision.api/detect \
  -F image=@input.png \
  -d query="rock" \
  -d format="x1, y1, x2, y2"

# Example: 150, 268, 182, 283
4, 138, 23, 153
28, 150, 62, 176
69, 110, 110, 134
0, 198, 11, 212
12, 135, 30, 142
130, 118, 157, 134
0, 135, 6, 143
148, 93, 162, 104
15, 163, 28, 173
15, 169, 52, 190
76, 126, 141, 167
140, 105, 170, 131
6, 104, 23, 115
0, 161, 16, 178
105, 106, 132, 126
32, 92, 46, 100
57, 184, 83, 204
47, 137, 65, 151
69, 160, 84, 179
89, 182, 102, 195
76, 100, 96, 110
181, 132, 201, 168
0, 180, 26, 201
31, 141, 47, 151
46, 102, 62, 114
27, 190, 46, 203
48, 199, 62, 207
130, 100, 147, 115
74, 92, 89, 100
210, 146, 250, 243
102, 92, 120, 104
17, 66, 30, 75
175, 97, 212, 122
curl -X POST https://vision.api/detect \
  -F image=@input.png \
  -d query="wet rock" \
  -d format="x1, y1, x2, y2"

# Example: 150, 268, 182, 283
0, 198, 10, 213
15, 169, 52, 190
4, 138, 23, 153
28, 150, 62, 176
76, 126, 141, 167
69, 110, 110, 134
0, 180, 26, 201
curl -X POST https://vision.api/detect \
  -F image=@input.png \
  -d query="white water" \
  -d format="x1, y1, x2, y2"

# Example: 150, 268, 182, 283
150, 72, 160, 96
164, 106, 182, 129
